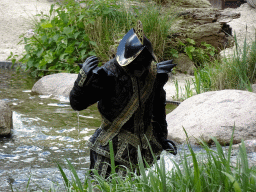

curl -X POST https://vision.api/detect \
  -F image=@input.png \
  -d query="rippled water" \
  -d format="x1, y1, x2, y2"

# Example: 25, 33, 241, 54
0, 68, 102, 191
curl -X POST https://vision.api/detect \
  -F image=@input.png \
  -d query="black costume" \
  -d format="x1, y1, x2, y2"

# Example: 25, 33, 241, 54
70, 21, 176, 178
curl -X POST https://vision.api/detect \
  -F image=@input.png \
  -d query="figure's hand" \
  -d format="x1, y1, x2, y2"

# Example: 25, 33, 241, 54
161, 138, 177, 155
157, 60, 177, 73
76, 56, 99, 87
81, 56, 99, 74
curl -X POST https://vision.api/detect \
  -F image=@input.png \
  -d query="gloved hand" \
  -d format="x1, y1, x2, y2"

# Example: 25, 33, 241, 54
76, 56, 99, 87
79, 56, 99, 74
157, 60, 177, 74
161, 137, 177, 155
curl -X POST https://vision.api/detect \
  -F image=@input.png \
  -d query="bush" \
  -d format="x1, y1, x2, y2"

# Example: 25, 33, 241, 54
10, 0, 173, 77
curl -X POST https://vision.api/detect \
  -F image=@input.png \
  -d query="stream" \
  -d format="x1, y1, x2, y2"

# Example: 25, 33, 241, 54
0, 68, 102, 191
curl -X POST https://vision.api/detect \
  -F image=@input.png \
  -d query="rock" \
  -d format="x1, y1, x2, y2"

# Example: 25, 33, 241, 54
0, 100, 12, 137
252, 84, 256, 93
166, 90, 256, 145
247, 0, 256, 8
170, 8, 238, 54
31, 73, 77, 98
173, 53, 195, 75
232, 140, 256, 153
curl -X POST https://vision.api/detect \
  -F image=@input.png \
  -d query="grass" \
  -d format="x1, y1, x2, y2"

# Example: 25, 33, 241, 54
195, 33, 256, 92
40, 128, 256, 192
173, 33, 256, 101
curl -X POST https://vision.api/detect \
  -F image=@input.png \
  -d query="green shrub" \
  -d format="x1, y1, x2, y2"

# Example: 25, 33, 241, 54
10, 0, 173, 77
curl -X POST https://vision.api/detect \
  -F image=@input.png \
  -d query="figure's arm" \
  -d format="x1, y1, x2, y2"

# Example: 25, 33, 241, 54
69, 56, 106, 111
152, 72, 169, 139
152, 60, 177, 155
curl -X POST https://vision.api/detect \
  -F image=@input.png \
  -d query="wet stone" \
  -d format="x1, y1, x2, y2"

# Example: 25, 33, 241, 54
0, 100, 12, 136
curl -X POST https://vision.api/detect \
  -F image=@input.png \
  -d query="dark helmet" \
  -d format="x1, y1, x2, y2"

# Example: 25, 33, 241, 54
116, 21, 157, 67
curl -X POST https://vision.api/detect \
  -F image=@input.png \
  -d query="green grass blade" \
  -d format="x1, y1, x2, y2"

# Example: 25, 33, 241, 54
57, 162, 70, 189
183, 127, 201, 192
66, 159, 84, 192
222, 172, 242, 192
137, 146, 150, 192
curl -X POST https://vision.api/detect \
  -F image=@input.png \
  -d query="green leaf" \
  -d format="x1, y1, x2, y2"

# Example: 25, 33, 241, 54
89, 41, 97, 47
53, 34, 60, 42
57, 163, 70, 188
44, 51, 54, 63
88, 51, 96, 56
78, 15, 85, 21
60, 53, 68, 60
170, 48, 179, 58
63, 27, 73, 35
80, 49, 88, 60
36, 48, 44, 58
186, 38, 195, 45
185, 46, 195, 53
65, 45, 75, 54
74, 32, 81, 39
66, 159, 84, 192
40, 21, 53, 28
185, 46, 195, 60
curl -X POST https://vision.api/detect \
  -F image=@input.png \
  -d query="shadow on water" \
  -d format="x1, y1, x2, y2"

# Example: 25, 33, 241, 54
0, 68, 180, 191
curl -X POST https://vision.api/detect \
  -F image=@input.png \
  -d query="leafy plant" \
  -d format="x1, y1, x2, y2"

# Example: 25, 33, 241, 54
178, 38, 216, 66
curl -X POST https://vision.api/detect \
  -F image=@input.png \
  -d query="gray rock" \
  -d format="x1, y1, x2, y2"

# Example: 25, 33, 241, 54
232, 140, 256, 153
252, 84, 256, 93
0, 100, 12, 136
167, 90, 256, 145
31, 73, 77, 98
174, 53, 195, 75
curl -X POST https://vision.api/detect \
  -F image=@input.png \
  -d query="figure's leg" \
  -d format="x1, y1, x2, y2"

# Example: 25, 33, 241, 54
89, 150, 111, 178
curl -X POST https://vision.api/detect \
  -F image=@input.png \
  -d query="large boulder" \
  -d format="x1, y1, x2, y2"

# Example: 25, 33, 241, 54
31, 73, 77, 98
0, 100, 12, 136
167, 90, 256, 145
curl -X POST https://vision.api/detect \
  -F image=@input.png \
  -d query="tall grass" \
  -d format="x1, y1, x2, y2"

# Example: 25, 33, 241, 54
53, 129, 256, 192
195, 33, 256, 91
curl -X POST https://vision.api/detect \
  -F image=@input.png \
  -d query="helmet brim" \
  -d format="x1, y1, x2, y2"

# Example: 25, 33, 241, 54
116, 28, 157, 67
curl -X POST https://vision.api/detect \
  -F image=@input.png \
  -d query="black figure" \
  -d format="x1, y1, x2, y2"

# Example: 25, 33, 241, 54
70, 21, 177, 178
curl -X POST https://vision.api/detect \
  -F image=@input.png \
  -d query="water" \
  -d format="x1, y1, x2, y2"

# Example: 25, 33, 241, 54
0, 68, 101, 191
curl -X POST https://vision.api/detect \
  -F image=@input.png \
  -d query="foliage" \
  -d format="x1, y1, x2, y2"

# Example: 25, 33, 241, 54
178, 38, 217, 66
9, 0, 173, 77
